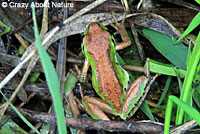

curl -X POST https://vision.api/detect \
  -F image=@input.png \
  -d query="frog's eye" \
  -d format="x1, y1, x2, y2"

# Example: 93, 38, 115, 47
99, 24, 108, 31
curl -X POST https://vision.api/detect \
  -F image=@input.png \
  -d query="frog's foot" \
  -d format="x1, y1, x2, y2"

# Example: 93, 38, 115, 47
111, 12, 131, 50
83, 97, 113, 120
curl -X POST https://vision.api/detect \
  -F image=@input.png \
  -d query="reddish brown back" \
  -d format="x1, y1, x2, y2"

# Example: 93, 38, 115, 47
83, 23, 122, 112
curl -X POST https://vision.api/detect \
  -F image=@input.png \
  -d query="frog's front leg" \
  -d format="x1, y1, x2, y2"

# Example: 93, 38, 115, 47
115, 24, 132, 50
111, 13, 132, 50
80, 60, 90, 82
83, 96, 114, 120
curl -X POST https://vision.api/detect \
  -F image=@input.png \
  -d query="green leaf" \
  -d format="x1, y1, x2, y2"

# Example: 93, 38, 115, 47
19, 45, 26, 55
157, 76, 171, 107
140, 101, 155, 121
32, 7, 67, 134
142, 29, 188, 70
176, 12, 200, 43
29, 72, 40, 82
0, 116, 28, 134
64, 72, 78, 96
0, 21, 11, 37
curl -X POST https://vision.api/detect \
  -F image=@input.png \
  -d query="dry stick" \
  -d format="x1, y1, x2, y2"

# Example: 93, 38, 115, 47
0, 54, 38, 120
0, 0, 108, 92
5, 106, 164, 133
62, 6, 81, 119
50, 7, 67, 134
128, 21, 145, 61
170, 120, 198, 134
40, 0, 49, 38
14, 33, 29, 49
0, 52, 83, 70
122, 65, 144, 73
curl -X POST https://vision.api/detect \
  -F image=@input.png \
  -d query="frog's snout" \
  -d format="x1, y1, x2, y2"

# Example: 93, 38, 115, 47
88, 23, 102, 33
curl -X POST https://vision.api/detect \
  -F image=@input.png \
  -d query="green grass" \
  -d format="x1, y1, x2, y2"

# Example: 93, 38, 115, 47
164, 11, 200, 133
32, 6, 67, 134
164, 96, 200, 134
0, 90, 40, 133
142, 10, 200, 134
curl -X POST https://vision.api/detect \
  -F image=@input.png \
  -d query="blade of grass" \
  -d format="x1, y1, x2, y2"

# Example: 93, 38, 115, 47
32, 7, 67, 134
176, 12, 200, 43
197, 64, 200, 73
148, 59, 200, 80
0, 90, 40, 134
140, 101, 155, 121
186, 42, 192, 68
196, 0, 200, 4
193, 84, 200, 108
156, 76, 171, 107
164, 95, 200, 134
176, 32, 200, 125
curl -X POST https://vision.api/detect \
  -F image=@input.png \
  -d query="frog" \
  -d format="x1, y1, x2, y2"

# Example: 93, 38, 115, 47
80, 18, 158, 120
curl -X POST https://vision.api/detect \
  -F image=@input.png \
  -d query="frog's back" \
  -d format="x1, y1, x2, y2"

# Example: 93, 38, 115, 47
83, 23, 122, 112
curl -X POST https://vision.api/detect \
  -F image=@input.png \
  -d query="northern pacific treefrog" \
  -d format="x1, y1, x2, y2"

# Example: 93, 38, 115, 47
81, 21, 158, 120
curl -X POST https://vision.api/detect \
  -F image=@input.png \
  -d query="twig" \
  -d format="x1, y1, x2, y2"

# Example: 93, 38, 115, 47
14, 33, 29, 49
5, 106, 165, 133
128, 21, 145, 61
0, 52, 42, 71
122, 65, 144, 72
0, 52, 83, 70
171, 120, 198, 134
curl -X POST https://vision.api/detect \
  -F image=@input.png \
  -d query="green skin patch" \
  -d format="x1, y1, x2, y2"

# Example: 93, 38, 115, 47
82, 24, 143, 120
109, 36, 130, 107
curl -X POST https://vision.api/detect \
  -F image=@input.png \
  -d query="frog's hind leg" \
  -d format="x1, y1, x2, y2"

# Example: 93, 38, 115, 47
111, 12, 131, 50
83, 97, 114, 120
121, 59, 159, 119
